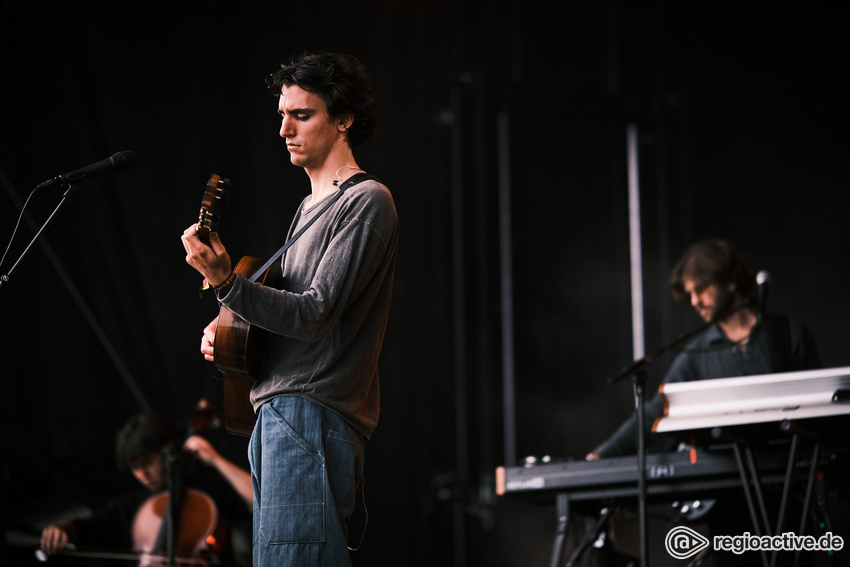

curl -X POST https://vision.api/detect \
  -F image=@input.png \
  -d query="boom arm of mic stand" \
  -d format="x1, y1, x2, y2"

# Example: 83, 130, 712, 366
0, 182, 78, 294
609, 300, 752, 385
609, 318, 712, 384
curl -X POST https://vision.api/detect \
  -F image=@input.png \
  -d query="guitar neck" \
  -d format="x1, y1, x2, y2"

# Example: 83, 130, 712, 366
196, 174, 230, 248
195, 225, 211, 247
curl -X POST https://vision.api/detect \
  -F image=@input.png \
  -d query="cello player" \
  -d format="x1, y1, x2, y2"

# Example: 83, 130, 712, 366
39, 412, 253, 565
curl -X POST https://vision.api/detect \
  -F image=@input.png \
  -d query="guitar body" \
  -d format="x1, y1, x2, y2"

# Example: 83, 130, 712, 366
213, 255, 280, 436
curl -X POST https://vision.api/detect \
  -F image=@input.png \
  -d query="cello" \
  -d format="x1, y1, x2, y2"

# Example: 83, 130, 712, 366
132, 398, 224, 566
36, 478, 221, 566
130, 486, 220, 566
36, 400, 226, 565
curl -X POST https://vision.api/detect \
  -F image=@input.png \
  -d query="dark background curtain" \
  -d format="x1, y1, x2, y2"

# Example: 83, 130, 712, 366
1, 1, 847, 565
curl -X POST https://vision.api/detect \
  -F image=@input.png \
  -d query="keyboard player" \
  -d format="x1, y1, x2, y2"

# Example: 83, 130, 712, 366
583, 239, 821, 566
587, 238, 820, 461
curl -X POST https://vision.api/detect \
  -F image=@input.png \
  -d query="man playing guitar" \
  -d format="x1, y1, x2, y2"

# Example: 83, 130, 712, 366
181, 50, 398, 567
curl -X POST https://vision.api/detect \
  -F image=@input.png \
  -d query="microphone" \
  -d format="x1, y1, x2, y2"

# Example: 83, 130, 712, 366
755, 269, 771, 316
37, 150, 138, 188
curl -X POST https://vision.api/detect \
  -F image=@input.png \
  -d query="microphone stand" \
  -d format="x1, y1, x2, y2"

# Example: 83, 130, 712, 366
0, 181, 77, 559
160, 445, 185, 567
608, 317, 715, 567
0, 181, 77, 294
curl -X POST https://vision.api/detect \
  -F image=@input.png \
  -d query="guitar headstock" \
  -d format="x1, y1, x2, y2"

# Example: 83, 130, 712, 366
196, 174, 230, 246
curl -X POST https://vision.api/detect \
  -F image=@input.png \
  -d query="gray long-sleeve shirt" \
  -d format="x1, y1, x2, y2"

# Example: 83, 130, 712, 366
220, 178, 398, 439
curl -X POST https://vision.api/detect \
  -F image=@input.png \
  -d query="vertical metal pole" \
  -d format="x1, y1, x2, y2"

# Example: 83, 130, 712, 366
497, 111, 517, 468
627, 124, 645, 361
447, 1, 470, 562
626, 123, 649, 567
449, 70, 468, 567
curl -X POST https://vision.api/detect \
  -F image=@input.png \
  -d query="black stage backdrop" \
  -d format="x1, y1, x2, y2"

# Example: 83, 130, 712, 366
1, 2, 848, 565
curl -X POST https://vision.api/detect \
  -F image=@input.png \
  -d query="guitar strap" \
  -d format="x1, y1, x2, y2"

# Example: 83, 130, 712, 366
247, 173, 376, 283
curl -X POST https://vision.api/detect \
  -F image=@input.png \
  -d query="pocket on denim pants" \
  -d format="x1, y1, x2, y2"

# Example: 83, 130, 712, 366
259, 407, 326, 544
325, 428, 363, 515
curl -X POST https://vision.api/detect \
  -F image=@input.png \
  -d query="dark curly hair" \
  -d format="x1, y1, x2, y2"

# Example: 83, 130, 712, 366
115, 412, 174, 470
266, 51, 378, 148
669, 238, 757, 302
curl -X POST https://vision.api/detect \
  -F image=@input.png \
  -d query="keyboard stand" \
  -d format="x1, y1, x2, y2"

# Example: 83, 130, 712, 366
549, 493, 569, 567
724, 433, 822, 567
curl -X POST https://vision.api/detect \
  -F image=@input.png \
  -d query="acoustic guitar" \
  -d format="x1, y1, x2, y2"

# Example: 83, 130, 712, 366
196, 174, 279, 436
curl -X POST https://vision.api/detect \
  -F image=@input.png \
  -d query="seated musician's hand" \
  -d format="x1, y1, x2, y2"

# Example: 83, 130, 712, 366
201, 316, 218, 361
585, 452, 600, 461
184, 435, 221, 467
40, 524, 70, 555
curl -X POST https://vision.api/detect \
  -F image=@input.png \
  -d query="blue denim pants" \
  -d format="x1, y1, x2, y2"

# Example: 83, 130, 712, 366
248, 396, 365, 566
